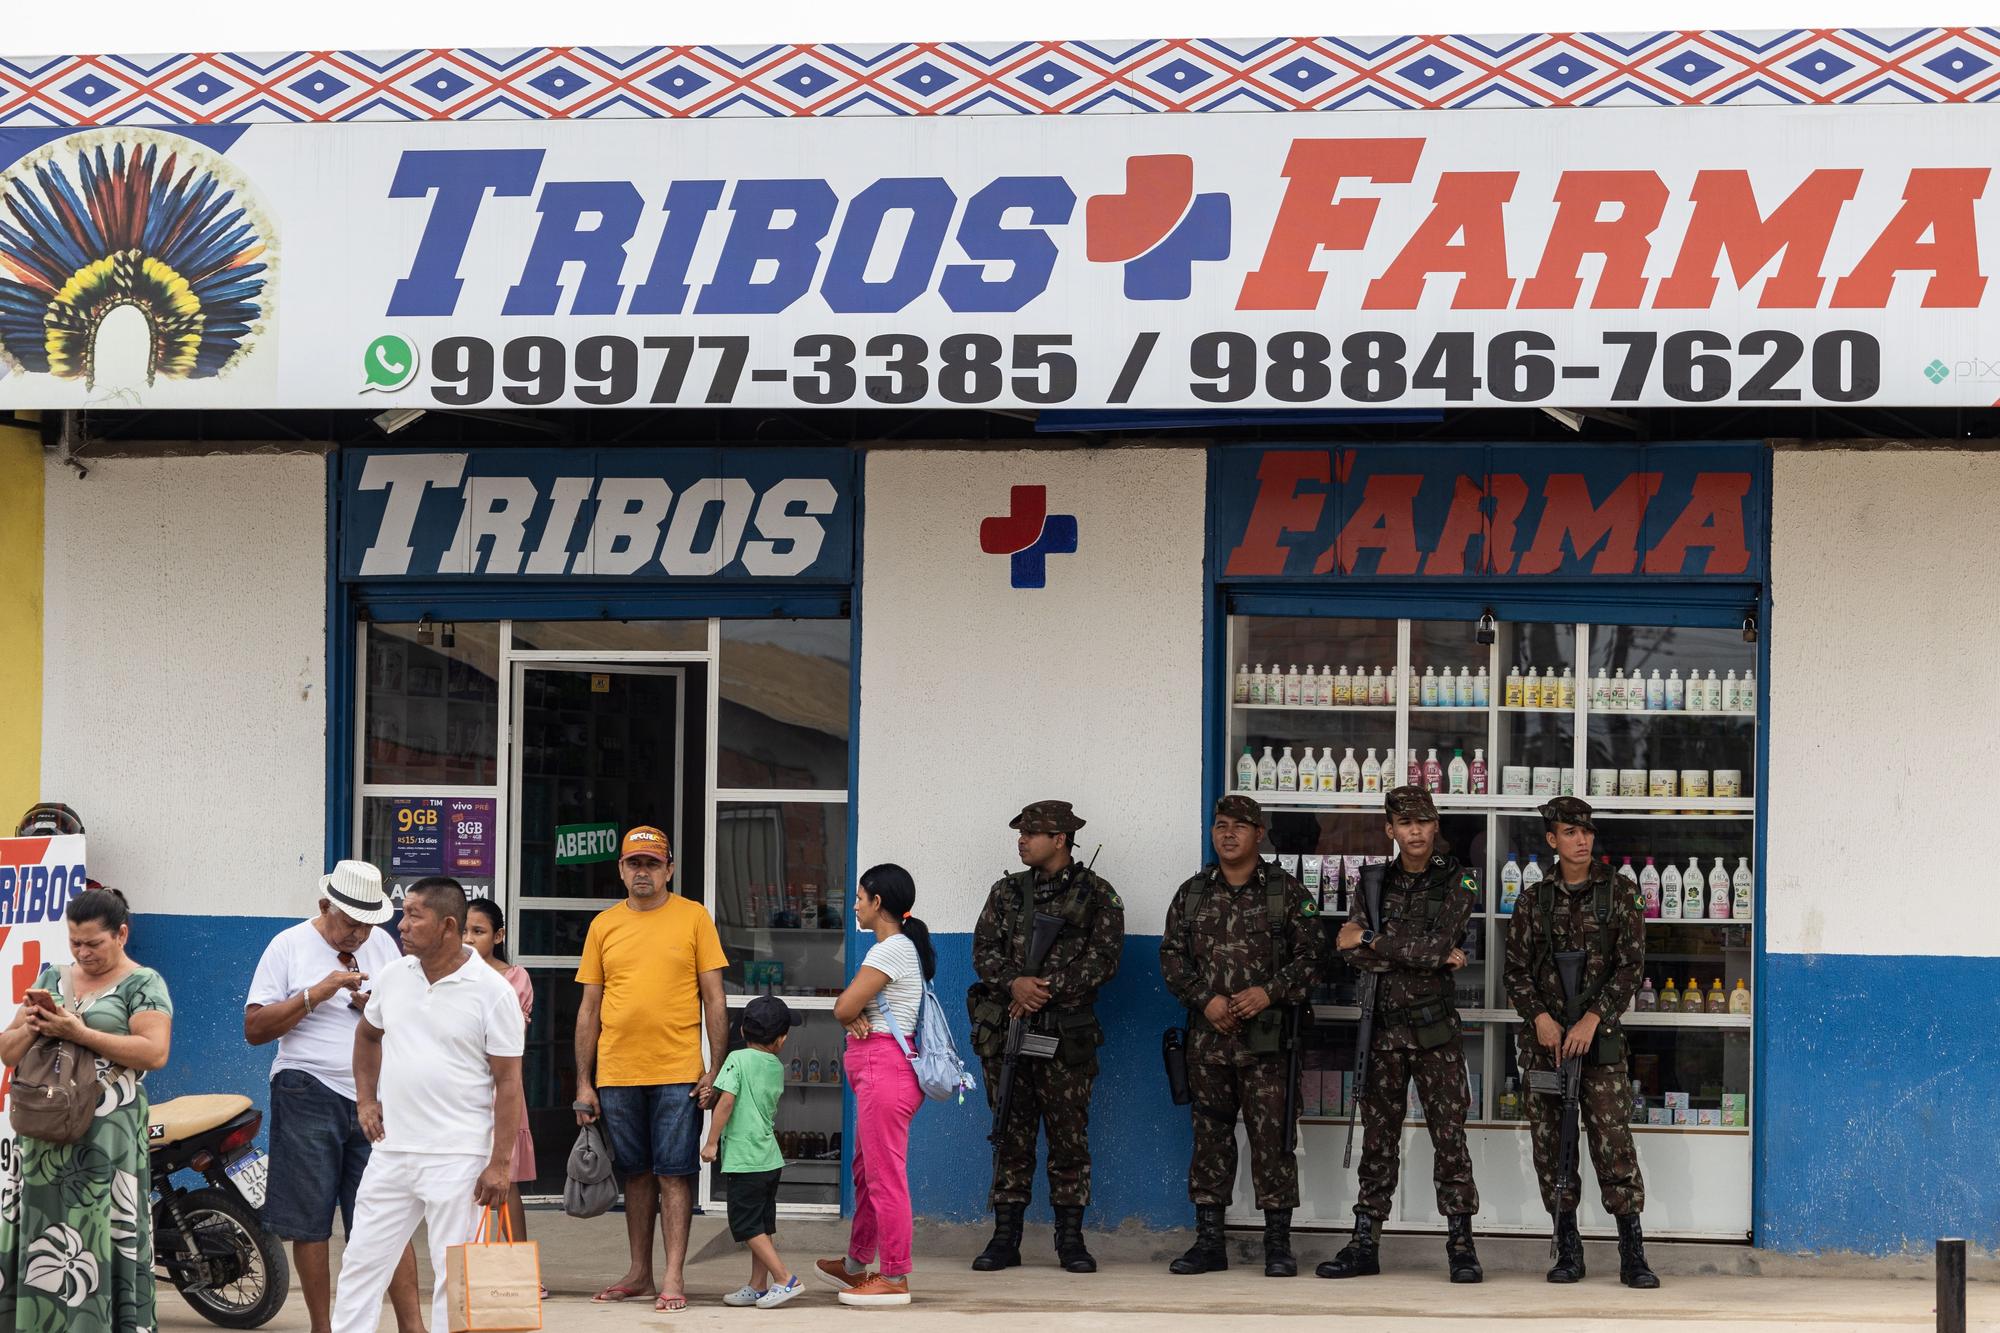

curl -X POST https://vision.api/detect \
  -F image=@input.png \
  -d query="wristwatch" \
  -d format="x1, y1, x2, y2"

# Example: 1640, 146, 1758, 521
1358, 929, 1379, 948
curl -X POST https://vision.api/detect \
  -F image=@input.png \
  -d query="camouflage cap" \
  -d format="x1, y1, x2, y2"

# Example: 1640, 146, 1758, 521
1009, 799, 1086, 834
1213, 793, 1266, 827
1384, 785, 1439, 822
1539, 795, 1598, 831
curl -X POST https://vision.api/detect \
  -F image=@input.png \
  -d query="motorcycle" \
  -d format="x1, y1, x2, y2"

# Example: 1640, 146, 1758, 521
148, 1094, 290, 1328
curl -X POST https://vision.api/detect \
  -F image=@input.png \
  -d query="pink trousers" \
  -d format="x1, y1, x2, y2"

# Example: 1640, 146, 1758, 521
844, 1032, 924, 1276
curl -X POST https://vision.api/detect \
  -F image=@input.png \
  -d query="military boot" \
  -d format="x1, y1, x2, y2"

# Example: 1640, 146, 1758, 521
1314, 1210, 1380, 1279
1263, 1208, 1297, 1277
1168, 1205, 1229, 1274
1446, 1214, 1483, 1283
1053, 1205, 1097, 1273
970, 1202, 1025, 1272
1546, 1210, 1585, 1283
1616, 1213, 1661, 1288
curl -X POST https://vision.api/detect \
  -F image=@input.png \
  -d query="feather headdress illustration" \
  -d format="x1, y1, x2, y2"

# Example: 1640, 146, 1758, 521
0, 132, 272, 388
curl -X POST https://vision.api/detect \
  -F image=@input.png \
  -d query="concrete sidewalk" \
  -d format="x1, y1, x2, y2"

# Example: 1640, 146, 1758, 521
156, 1212, 1994, 1330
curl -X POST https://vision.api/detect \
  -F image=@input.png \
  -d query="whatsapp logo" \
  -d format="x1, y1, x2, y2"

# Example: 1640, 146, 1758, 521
360, 334, 419, 393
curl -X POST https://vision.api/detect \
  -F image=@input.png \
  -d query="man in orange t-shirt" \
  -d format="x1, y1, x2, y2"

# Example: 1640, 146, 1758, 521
575, 826, 728, 1313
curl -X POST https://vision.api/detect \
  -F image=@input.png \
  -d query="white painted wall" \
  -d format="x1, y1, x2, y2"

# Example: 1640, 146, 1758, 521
857, 448, 1206, 934
41, 453, 327, 918
1765, 449, 2000, 957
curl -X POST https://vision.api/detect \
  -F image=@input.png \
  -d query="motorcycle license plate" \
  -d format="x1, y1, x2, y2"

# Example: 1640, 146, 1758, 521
225, 1151, 268, 1210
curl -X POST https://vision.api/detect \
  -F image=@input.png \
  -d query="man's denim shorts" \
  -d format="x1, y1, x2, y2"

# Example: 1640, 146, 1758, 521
262, 1069, 372, 1242
598, 1083, 702, 1179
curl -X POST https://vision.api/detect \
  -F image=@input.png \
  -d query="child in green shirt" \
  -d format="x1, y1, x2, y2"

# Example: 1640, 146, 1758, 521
703, 995, 800, 1308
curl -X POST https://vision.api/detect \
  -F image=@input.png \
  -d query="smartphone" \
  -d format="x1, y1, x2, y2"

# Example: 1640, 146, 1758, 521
23, 989, 58, 1014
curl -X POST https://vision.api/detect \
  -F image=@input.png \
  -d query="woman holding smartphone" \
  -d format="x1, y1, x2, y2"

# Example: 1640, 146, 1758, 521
0, 887, 174, 1332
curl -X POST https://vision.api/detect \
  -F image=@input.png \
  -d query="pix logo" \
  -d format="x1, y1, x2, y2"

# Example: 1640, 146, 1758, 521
980, 485, 1077, 589
1084, 155, 1231, 300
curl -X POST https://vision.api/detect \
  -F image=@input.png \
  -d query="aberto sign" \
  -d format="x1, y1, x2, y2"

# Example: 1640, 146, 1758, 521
1213, 444, 1764, 581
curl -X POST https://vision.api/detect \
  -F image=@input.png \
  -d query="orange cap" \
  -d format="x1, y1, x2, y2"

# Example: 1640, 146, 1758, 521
620, 826, 671, 861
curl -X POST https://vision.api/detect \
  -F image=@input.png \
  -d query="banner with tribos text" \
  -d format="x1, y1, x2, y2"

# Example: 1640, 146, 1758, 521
0, 835, 87, 1154
0, 105, 1996, 409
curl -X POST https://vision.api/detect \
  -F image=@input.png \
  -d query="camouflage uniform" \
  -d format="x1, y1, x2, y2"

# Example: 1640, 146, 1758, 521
1345, 840, 1482, 1220
1503, 841, 1647, 1217
969, 832, 1125, 1209
1160, 815, 1320, 1211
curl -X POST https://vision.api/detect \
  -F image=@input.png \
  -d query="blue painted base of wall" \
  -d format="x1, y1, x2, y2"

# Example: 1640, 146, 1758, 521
1758, 952, 2000, 1254
907, 933, 1193, 1230
134, 912, 291, 1115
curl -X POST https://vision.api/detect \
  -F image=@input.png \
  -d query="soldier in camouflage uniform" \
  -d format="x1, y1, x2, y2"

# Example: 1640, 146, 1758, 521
966, 800, 1125, 1275
1503, 796, 1660, 1289
1318, 786, 1484, 1284
1158, 794, 1320, 1279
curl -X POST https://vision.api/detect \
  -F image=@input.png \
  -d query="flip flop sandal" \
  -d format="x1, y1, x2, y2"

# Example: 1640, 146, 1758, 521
592, 1283, 652, 1303
655, 1293, 689, 1312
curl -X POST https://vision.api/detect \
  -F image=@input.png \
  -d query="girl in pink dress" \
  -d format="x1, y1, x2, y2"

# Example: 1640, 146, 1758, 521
466, 898, 538, 1284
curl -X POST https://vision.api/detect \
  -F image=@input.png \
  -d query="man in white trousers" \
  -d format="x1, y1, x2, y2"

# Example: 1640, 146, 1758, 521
332, 876, 525, 1333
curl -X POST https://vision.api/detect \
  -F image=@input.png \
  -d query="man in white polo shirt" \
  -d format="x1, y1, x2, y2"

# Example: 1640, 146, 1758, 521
331, 876, 526, 1333
245, 860, 427, 1333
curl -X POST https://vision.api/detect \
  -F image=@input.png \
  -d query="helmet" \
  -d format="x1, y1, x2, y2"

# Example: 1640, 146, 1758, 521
15, 803, 84, 837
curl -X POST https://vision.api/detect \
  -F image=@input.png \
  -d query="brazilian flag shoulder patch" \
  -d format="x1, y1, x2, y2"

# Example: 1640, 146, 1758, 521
1461, 874, 1480, 895
1299, 896, 1320, 918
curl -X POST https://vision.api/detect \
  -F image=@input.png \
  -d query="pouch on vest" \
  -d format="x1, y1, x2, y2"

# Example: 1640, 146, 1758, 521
1405, 998, 1459, 1051
1591, 1026, 1628, 1067
1054, 1009, 1103, 1067
1240, 1007, 1285, 1056
967, 992, 1010, 1060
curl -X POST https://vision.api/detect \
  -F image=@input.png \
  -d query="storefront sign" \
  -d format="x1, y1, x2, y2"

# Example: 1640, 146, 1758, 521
1213, 444, 1764, 580
555, 822, 621, 866
0, 834, 86, 1145
1, 107, 1996, 410
339, 447, 854, 581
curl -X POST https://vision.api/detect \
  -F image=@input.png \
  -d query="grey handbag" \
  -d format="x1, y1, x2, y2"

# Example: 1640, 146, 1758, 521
563, 1120, 617, 1218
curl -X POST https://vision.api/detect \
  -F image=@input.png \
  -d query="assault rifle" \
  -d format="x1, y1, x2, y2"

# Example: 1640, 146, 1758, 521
989, 846, 1099, 1147
1342, 862, 1388, 1168
1525, 949, 1588, 1241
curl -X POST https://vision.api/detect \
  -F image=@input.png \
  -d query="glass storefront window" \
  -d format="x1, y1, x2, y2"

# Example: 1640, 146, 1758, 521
718, 619, 851, 790
706, 1007, 846, 1209
715, 801, 847, 999
364, 623, 500, 785
509, 620, 707, 653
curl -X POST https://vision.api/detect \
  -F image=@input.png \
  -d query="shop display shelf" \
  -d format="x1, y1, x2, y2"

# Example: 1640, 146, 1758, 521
1496, 705, 1573, 714
1645, 918, 1753, 929
1409, 704, 1490, 713
1233, 702, 1396, 713
1577, 796, 1753, 813
1585, 708, 1757, 722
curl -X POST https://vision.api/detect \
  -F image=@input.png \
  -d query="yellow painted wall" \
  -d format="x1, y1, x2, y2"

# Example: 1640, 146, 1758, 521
0, 413, 41, 822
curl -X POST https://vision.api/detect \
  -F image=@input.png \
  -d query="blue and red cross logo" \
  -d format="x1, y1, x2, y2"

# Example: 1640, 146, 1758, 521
979, 485, 1077, 589
1084, 154, 1231, 301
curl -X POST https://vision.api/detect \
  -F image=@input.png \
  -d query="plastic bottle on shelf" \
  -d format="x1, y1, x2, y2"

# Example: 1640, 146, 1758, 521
1318, 748, 1340, 792
1521, 853, 1545, 903
1459, 666, 1475, 707
1361, 748, 1382, 792
1441, 667, 1460, 707
1448, 748, 1469, 795
1707, 978, 1727, 1013
1277, 747, 1299, 791
1646, 669, 1665, 710
1500, 853, 1522, 914
1421, 665, 1439, 706
1733, 857, 1753, 916
1636, 977, 1658, 1012
1283, 665, 1301, 706
1423, 748, 1444, 792
1683, 980, 1706, 1014
1682, 857, 1704, 917
1661, 977, 1679, 1010
1408, 747, 1423, 788
1408, 664, 1422, 705
1470, 748, 1488, 795
1705, 669, 1723, 711
1526, 666, 1545, 709
1739, 667, 1757, 713
1369, 666, 1388, 706
1334, 664, 1353, 706
1610, 668, 1627, 711
1318, 666, 1335, 707
1729, 979, 1751, 1015
1257, 746, 1277, 791
1235, 665, 1251, 704
1298, 747, 1318, 793
1302, 665, 1318, 707
1250, 664, 1266, 704
1499, 1077, 1520, 1120
1559, 667, 1576, 709
789, 1054, 805, 1082
1505, 665, 1524, 707
807, 1054, 822, 1083
1236, 747, 1257, 791
1722, 669, 1739, 713
1661, 862, 1682, 920
1707, 857, 1731, 919
1666, 668, 1685, 711
1639, 857, 1661, 918
1339, 747, 1361, 793
1473, 665, 1491, 707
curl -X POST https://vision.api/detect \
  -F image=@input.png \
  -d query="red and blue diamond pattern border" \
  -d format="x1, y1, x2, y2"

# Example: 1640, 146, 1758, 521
3, 29, 1999, 126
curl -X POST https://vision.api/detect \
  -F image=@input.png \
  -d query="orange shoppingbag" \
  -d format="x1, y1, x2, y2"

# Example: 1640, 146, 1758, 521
447, 1209, 542, 1332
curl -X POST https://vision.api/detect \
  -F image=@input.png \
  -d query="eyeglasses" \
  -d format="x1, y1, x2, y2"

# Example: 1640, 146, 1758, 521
338, 951, 358, 972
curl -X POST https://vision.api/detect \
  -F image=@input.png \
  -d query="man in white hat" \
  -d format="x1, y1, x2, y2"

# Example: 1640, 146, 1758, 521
245, 860, 426, 1333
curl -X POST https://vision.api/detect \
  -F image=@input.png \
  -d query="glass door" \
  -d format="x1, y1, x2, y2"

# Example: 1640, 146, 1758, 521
508, 663, 687, 1197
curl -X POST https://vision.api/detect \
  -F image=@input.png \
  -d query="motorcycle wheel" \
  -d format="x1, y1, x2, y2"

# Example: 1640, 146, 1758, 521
161, 1187, 291, 1329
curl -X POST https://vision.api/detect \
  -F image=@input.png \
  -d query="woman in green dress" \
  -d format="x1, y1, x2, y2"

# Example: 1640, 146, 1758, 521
0, 887, 174, 1332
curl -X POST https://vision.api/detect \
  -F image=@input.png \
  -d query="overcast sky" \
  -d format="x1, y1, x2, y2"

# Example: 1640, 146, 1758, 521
1, 0, 1977, 58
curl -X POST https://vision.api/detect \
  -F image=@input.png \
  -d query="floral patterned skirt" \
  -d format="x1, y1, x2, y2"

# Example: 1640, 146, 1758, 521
0, 1072, 156, 1332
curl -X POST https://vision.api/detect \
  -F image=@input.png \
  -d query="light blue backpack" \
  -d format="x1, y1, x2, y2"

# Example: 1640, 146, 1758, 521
883, 983, 977, 1104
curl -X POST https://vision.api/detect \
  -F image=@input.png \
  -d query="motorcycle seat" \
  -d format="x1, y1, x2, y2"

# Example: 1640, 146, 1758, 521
148, 1094, 253, 1147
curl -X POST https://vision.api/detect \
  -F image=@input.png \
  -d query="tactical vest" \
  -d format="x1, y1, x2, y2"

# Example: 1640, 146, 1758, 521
1374, 862, 1462, 1048
1531, 876, 1630, 1066
970, 867, 1104, 1066
1183, 870, 1298, 1055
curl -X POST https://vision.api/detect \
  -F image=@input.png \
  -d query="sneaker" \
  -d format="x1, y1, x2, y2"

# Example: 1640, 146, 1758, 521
723, 1285, 765, 1308
837, 1274, 911, 1307
756, 1276, 804, 1309
814, 1258, 866, 1291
